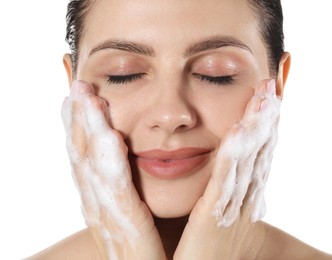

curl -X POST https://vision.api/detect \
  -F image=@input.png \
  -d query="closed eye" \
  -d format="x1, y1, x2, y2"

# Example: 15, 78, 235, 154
107, 73, 144, 84
194, 74, 234, 85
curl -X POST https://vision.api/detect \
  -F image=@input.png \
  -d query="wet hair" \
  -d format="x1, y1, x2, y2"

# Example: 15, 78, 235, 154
248, 0, 284, 76
65, 0, 95, 74
65, 0, 284, 76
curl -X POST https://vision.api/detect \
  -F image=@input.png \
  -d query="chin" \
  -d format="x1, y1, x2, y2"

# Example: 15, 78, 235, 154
147, 193, 197, 218
133, 169, 211, 219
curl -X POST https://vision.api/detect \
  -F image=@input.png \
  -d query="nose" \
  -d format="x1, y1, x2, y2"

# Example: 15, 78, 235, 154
145, 87, 197, 134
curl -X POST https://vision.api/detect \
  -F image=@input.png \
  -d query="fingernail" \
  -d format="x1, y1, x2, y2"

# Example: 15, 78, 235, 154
267, 79, 276, 95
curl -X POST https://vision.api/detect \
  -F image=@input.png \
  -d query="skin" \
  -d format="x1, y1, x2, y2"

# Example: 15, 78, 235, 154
57, 78, 279, 260
27, 0, 332, 259
70, 0, 274, 218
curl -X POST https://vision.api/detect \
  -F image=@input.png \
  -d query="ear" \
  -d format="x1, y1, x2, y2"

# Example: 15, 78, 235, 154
276, 52, 291, 98
63, 53, 73, 88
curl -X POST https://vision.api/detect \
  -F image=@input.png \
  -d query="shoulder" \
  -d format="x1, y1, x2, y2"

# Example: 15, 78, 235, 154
25, 228, 101, 260
257, 221, 332, 260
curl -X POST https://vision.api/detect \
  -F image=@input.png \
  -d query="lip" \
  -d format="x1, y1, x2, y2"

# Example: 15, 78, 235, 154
131, 148, 212, 179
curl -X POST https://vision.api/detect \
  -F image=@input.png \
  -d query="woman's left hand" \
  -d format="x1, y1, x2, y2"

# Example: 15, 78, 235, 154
174, 79, 281, 259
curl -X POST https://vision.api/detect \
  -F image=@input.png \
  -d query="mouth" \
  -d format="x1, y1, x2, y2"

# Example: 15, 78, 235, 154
131, 148, 212, 179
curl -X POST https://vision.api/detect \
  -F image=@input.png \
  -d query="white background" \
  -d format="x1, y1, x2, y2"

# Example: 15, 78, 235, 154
0, 1, 331, 259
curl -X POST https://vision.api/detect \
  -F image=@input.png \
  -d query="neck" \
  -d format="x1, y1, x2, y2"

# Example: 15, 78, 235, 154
154, 216, 269, 259
154, 215, 188, 259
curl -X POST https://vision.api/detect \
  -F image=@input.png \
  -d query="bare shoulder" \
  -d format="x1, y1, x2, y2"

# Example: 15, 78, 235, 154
25, 229, 101, 260
258, 221, 332, 260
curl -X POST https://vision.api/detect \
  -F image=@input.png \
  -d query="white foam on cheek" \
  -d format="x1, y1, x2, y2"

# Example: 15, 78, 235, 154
213, 94, 281, 226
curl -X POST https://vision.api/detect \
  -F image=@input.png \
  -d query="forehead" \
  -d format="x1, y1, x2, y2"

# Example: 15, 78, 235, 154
81, 0, 264, 58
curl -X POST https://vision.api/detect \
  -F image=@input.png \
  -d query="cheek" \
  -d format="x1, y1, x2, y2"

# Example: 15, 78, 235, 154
197, 87, 254, 141
80, 78, 143, 140
106, 97, 139, 138
100, 90, 150, 150
82, 79, 150, 148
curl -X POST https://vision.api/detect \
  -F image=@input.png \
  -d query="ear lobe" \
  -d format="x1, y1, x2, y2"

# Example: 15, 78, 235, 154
276, 52, 291, 98
63, 53, 73, 88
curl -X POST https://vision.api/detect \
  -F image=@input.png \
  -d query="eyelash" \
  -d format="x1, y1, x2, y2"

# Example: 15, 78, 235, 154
106, 73, 234, 85
194, 74, 234, 85
107, 73, 144, 84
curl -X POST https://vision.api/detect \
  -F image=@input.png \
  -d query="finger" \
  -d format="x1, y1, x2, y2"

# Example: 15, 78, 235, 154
212, 159, 237, 227
219, 152, 257, 227
203, 124, 243, 225
62, 81, 102, 225
242, 79, 280, 127
83, 94, 130, 183
61, 97, 71, 133
70, 80, 95, 100
238, 79, 280, 211
71, 162, 101, 227
62, 97, 84, 162
215, 116, 268, 227
81, 94, 144, 239
250, 186, 267, 223
254, 79, 276, 96
210, 80, 280, 227
247, 125, 278, 222
62, 80, 96, 162
210, 94, 265, 227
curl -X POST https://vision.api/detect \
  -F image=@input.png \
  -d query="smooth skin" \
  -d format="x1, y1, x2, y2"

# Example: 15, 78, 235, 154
58, 78, 280, 260
28, 81, 332, 260
28, 0, 331, 259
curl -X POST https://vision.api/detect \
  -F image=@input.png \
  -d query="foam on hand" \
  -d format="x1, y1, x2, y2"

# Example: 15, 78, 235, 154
212, 80, 281, 227
62, 81, 140, 259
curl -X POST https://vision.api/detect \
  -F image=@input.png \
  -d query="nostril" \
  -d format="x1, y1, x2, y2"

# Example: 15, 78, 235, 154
144, 93, 198, 133
178, 124, 190, 130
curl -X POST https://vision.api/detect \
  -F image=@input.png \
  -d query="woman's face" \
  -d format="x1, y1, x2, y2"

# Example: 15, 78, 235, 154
72, 0, 271, 218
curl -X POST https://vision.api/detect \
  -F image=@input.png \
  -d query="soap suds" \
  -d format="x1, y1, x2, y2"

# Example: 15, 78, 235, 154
213, 83, 281, 227
62, 81, 140, 259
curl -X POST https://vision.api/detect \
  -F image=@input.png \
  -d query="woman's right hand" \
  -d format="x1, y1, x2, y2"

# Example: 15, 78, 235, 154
61, 80, 166, 260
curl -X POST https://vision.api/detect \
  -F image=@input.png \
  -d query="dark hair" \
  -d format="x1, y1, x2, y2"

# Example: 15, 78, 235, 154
248, 0, 284, 76
65, 0, 284, 76
65, 0, 95, 74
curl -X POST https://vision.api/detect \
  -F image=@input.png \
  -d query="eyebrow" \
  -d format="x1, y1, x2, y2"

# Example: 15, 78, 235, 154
184, 36, 252, 57
89, 35, 252, 57
89, 40, 155, 57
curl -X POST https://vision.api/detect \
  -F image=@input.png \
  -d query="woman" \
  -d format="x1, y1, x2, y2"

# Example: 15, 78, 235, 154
28, 0, 331, 259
